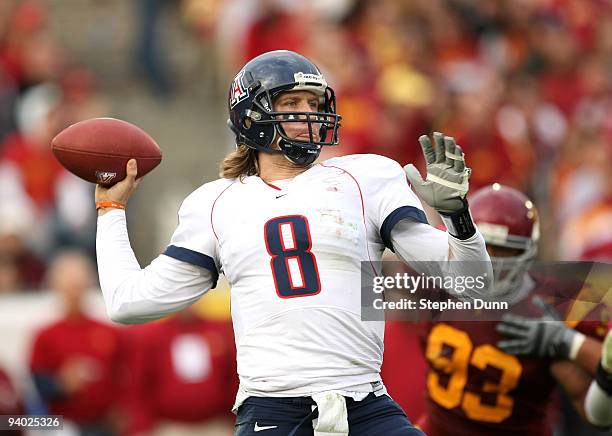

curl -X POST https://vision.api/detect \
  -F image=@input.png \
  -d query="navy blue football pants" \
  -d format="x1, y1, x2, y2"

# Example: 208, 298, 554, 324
234, 393, 425, 435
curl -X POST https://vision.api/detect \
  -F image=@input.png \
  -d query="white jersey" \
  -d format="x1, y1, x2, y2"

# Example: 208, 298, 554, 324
96, 153, 491, 408
164, 154, 427, 398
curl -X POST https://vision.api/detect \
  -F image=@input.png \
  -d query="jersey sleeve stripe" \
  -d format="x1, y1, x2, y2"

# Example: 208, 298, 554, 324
162, 245, 219, 287
381, 206, 428, 251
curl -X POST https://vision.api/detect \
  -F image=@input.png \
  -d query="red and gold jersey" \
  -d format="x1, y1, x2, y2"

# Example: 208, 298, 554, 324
421, 319, 555, 436
419, 286, 609, 436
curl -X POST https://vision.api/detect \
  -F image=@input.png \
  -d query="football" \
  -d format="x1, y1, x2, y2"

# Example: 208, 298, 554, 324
51, 117, 162, 186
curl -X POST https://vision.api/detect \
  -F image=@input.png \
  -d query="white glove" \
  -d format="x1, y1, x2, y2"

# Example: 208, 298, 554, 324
404, 132, 471, 214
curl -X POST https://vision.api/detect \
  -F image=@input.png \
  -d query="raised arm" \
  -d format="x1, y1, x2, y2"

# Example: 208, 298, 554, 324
95, 160, 216, 324
393, 133, 492, 297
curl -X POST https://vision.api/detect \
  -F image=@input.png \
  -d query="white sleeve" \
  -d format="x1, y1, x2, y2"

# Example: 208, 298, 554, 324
357, 155, 429, 249
96, 209, 214, 324
162, 188, 221, 278
390, 220, 493, 298
390, 220, 490, 262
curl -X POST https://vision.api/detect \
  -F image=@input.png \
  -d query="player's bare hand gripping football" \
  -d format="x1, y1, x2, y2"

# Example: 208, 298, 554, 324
95, 159, 141, 215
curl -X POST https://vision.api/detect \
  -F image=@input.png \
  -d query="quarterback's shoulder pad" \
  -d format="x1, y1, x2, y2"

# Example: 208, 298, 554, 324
180, 178, 235, 214
322, 154, 404, 181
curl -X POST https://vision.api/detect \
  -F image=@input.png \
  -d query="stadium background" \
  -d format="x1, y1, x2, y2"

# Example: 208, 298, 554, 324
0, 0, 610, 434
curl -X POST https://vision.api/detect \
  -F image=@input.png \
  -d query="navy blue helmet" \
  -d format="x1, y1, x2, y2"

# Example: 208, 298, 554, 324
227, 50, 341, 165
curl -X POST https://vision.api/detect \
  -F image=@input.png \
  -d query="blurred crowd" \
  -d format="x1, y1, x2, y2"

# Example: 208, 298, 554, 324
0, 0, 107, 294
0, 250, 237, 436
212, 0, 612, 262
1, 0, 611, 294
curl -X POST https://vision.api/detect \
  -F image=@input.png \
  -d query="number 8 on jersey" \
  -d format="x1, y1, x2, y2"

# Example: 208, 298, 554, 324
264, 215, 321, 298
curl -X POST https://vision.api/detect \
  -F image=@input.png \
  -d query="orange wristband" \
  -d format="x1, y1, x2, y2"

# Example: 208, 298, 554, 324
96, 201, 125, 210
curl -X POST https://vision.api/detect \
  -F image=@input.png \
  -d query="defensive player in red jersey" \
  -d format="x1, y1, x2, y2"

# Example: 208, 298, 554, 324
418, 184, 609, 436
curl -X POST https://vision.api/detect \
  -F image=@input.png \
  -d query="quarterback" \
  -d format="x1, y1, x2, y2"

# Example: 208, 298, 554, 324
95, 50, 492, 435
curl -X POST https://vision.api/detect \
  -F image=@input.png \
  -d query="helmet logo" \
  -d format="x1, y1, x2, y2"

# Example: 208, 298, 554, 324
230, 70, 249, 108
294, 72, 327, 88
477, 222, 509, 245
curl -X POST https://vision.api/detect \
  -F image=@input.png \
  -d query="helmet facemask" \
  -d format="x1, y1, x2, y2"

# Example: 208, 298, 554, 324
252, 86, 341, 165
489, 240, 537, 299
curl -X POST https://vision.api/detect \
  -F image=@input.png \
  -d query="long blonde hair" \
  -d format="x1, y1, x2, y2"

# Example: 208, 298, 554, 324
219, 144, 259, 179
